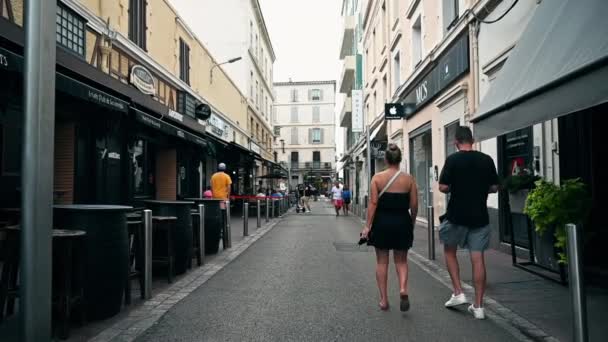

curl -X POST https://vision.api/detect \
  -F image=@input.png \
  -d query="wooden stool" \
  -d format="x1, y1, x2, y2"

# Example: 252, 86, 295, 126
152, 216, 177, 283
125, 220, 145, 305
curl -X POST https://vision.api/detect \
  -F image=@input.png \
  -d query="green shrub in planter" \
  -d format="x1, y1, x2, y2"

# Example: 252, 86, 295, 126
524, 178, 591, 263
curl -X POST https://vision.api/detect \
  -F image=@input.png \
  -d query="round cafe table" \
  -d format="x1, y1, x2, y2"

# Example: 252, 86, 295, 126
143, 200, 194, 274
53, 204, 132, 321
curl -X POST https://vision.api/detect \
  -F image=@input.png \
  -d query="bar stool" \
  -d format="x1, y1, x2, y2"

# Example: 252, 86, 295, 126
125, 219, 145, 305
152, 216, 177, 283
0, 226, 19, 323
51, 229, 87, 339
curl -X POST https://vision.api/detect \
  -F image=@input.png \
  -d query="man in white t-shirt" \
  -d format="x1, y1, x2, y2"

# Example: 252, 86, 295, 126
331, 181, 343, 216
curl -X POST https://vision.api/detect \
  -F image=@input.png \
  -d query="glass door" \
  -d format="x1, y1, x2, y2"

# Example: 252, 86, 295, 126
410, 130, 432, 219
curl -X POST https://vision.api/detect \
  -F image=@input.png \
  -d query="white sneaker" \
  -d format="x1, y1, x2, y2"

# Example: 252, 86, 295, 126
444, 293, 468, 307
468, 304, 486, 319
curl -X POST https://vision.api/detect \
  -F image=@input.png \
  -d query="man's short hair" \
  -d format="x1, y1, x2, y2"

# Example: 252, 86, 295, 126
455, 126, 474, 144
218, 163, 226, 170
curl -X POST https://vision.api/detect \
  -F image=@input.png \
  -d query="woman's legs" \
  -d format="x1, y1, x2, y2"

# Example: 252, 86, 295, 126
375, 248, 390, 308
393, 250, 409, 296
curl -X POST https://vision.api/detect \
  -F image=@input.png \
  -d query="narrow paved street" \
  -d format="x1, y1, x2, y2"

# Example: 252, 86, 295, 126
137, 201, 518, 341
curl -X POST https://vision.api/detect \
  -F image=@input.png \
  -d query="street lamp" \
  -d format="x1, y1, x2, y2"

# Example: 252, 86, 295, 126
210, 56, 242, 84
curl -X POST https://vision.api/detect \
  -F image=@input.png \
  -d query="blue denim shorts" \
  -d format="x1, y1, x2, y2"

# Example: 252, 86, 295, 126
439, 220, 491, 252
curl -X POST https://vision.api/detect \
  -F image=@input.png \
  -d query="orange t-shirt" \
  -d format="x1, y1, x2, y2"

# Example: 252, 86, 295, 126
210, 171, 232, 200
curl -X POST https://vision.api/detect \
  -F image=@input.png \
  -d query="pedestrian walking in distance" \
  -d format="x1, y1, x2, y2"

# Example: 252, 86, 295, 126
342, 186, 352, 215
303, 184, 312, 212
438, 126, 499, 319
360, 144, 418, 311
330, 181, 343, 216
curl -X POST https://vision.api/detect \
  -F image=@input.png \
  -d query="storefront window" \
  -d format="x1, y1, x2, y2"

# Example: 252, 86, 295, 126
132, 139, 155, 197
410, 130, 432, 219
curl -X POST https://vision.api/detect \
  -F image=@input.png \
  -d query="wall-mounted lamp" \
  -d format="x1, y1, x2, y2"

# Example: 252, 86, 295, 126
210, 57, 242, 84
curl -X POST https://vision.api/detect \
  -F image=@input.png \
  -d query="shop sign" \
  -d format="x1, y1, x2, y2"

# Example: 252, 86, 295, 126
250, 141, 261, 155
0, 54, 7, 68
505, 127, 533, 175
352, 89, 364, 132
385, 103, 404, 120
108, 152, 121, 160
87, 89, 127, 112
130, 65, 156, 96
371, 141, 387, 159
206, 113, 231, 140
0, 47, 22, 72
168, 109, 184, 122
401, 34, 469, 118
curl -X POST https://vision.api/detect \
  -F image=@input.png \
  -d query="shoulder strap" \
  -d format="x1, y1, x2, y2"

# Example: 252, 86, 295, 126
379, 171, 401, 198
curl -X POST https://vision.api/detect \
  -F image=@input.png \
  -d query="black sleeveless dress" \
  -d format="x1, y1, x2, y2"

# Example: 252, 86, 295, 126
368, 192, 413, 250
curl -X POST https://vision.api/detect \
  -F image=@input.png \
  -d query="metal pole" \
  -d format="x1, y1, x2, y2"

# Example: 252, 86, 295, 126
21, 1, 57, 340
143, 210, 153, 299
265, 197, 270, 222
198, 204, 205, 265
427, 206, 435, 260
257, 199, 261, 228
566, 224, 588, 342
224, 200, 232, 249
243, 203, 249, 236
271, 199, 275, 218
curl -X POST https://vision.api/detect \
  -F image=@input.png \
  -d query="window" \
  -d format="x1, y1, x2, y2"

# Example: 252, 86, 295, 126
56, 5, 86, 57
382, 2, 387, 45
272, 106, 277, 123
255, 81, 259, 107
274, 126, 281, 135
443, 0, 459, 33
291, 88, 299, 102
177, 91, 197, 118
290, 106, 299, 123
250, 71, 254, 100
372, 29, 376, 68
179, 39, 190, 84
261, 47, 264, 66
256, 123, 260, 141
312, 106, 320, 123
311, 128, 322, 144
129, 0, 146, 50
313, 151, 321, 168
250, 118, 254, 133
250, 21, 253, 49
291, 151, 299, 169
255, 34, 259, 57
310, 89, 322, 101
290, 127, 298, 145
393, 52, 401, 91
132, 140, 155, 196
382, 75, 388, 103
412, 16, 422, 66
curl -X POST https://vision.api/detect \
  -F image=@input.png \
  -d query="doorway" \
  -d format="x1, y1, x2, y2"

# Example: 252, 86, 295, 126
409, 125, 432, 219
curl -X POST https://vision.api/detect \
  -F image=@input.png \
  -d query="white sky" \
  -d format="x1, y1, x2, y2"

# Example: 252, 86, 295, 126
258, 0, 342, 83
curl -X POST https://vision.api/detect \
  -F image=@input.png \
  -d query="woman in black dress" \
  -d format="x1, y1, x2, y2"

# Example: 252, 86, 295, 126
361, 144, 418, 311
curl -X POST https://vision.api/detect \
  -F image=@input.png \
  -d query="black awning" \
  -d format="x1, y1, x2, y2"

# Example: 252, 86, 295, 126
56, 72, 129, 113
471, 0, 608, 140
133, 108, 207, 148
228, 141, 254, 157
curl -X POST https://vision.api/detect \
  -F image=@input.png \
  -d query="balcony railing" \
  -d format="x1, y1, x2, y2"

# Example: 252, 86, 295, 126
288, 162, 333, 170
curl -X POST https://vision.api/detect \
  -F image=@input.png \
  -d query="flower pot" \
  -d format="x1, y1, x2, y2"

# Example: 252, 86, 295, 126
508, 189, 529, 214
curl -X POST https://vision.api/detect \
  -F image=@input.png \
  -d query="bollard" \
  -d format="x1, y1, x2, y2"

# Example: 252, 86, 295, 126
427, 206, 435, 260
224, 200, 232, 249
243, 203, 249, 236
198, 204, 205, 266
265, 198, 270, 222
143, 209, 153, 299
271, 199, 275, 218
257, 200, 261, 228
566, 224, 588, 342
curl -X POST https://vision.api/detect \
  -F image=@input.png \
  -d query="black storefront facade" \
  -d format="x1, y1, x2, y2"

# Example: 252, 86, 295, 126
471, 0, 608, 283
0, 19, 212, 208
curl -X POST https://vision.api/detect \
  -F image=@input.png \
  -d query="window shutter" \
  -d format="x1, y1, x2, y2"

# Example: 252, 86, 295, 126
309, 128, 313, 144
443, 0, 456, 32
320, 128, 324, 144
319, 89, 324, 101
308, 89, 312, 101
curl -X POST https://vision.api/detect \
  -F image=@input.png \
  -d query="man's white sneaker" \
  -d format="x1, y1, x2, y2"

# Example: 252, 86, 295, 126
468, 304, 486, 319
444, 293, 468, 307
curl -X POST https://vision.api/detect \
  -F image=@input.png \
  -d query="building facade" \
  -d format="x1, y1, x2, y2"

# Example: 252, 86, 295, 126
171, 0, 277, 185
273, 81, 336, 193
0, 0, 280, 210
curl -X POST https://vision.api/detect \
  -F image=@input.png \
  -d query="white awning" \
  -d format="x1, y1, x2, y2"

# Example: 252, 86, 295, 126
471, 0, 608, 140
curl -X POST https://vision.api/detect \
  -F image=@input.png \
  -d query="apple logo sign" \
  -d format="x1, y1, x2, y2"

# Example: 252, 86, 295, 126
389, 106, 397, 115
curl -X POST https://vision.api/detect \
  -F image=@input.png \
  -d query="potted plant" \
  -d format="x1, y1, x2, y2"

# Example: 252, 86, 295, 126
502, 168, 540, 213
524, 178, 591, 263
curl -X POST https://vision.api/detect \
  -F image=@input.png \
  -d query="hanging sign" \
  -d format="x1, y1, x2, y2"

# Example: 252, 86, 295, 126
130, 65, 156, 96
351, 90, 364, 132
385, 103, 405, 120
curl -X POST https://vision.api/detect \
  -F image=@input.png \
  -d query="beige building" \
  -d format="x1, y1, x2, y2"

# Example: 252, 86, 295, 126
352, 0, 476, 224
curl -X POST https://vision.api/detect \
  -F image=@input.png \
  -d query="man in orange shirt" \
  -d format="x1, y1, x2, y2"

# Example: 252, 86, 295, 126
211, 163, 232, 200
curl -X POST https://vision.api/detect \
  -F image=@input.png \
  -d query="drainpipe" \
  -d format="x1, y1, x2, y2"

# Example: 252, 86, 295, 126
469, 19, 481, 122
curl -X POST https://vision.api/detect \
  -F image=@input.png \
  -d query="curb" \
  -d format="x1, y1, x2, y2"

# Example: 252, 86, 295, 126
90, 214, 288, 342
347, 214, 560, 342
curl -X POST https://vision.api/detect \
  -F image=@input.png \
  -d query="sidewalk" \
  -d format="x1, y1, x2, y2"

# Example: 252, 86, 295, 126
411, 224, 608, 342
